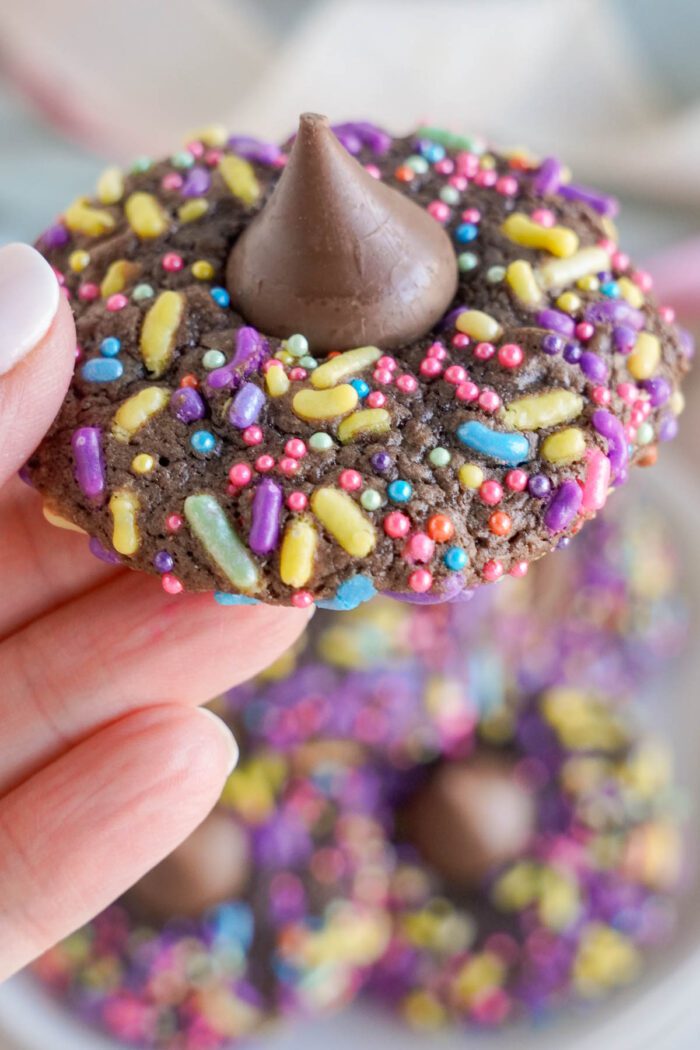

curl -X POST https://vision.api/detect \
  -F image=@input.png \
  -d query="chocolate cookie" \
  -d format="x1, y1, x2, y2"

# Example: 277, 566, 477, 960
28, 115, 692, 606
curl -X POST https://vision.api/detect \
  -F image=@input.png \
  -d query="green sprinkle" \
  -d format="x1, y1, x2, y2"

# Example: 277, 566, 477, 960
299, 355, 318, 370
132, 283, 154, 301
202, 349, 226, 370
429, 447, 451, 467
184, 495, 259, 593
417, 126, 484, 154
130, 156, 152, 174
309, 432, 334, 452
636, 422, 654, 445
405, 155, 429, 174
360, 489, 383, 511
440, 186, 460, 205
171, 150, 195, 168
458, 252, 479, 273
286, 334, 309, 358
486, 265, 506, 283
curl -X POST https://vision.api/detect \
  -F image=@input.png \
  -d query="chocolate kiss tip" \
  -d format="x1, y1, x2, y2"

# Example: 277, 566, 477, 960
226, 113, 458, 352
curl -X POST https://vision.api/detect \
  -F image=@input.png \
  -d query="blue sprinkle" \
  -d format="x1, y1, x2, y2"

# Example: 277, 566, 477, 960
457, 421, 530, 466
191, 429, 217, 454
317, 574, 377, 611
420, 142, 446, 163
600, 280, 620, 299
211, 286, 230, 308
387, 479, 413, 503
99, 336, 121, 357
444, 546, 468, 571
209, 902, 254, 948
350, 378, 370, 399
455, 222, 478, 244
214, 592, 259, 606
81, 357, 124, 383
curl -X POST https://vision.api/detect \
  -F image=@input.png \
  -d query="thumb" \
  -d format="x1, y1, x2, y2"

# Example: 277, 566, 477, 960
0, 243, 75, 488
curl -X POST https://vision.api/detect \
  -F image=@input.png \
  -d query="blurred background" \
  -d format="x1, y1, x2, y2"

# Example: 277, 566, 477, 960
0, 0, 699, 1046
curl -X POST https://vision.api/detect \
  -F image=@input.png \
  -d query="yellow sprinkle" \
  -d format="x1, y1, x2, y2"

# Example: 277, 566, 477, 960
125, 191, 169, 239
219, 155, 260, 206
453, 952, 505, 1006
577, 274, 599, 292
189, 124, 227, 148
140, 291, 185, 376
109, 490, 140, 556
541, 427, 586, 465
455, 309, 502, 342
617, 276, 645, 308
311, 346, 381, 389
540, 688, 628, 751
627, 331, 660, 381
64, 197, 116, 237
402, 990, 446, 1030
337, 408, 390, 444
96, 166, 124, 205
555, 291, 581, 314
459, 463, 484, 489
538, 869, 581, 930
505, 259, 542, 306
42, 505, 85, 533
275, 349, 294, 366
112, 386, 170, 441
502, 212, 579, 258
265, 364, 290, 397
100, 259, 140, 298
573, 924, 639, 996
178, 198, 209, 224
292, 384, 358, 421
311, 488, 376, 557
131, 453, 155, 474
502, 390, 584, 431
192, 259, 215, 280
538, 247, 611, 291
68, 250, 90, 273
492, 861, 540, 911
625, 821, 681, 890
279, 518, 318, 588
670, 390, 685, 416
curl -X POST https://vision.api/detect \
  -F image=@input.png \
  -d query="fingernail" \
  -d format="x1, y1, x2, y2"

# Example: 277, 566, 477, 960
0, 243, 60, 376
196, 707, 239, 775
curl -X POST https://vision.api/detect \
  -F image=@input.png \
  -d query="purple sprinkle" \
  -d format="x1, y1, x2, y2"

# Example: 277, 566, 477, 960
541, 333, 565, 356
181, 166, 211, 197
532, 156, 562, 195
383, 572, 466, 604
659, 415, 679, 442
536, 309, 575, 337
579, 351, 609, 383
249, 478, 283, 556
679, 326, 695, 359
208, 327, 268, 390
153, 550, 174, 573
229, 382, 265, 429
40, 223, 70, 249
544, 479, 582, 534
592, 409, 627, 479
170, 387, 206, 423
640, 376, 671, 407
563, 342, 582, 364
612, 325, 636, 353
528, 474, 551, 499
331, 121, 392, 155
88, 536, 121, 565
439, 305, 469, 331
557, 182, 619, 217
71, 427, 105, 503
585, 300, 644, 330
227, 135, 282, 165
332, 128, 363, 154
371, 451, 392, 473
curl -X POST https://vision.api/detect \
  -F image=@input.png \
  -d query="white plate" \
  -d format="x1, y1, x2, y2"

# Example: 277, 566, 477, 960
1, 458, 699, 1050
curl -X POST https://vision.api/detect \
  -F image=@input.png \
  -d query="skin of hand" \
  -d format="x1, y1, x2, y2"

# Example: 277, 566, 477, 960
0, 243, 311, 980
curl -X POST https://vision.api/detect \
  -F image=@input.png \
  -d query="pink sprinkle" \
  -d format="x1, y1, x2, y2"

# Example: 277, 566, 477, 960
444, 365, 467, 384
505, 469, 528, 492
597, 237, 616, 254
408, 568, 433, 592
478, 389, 502, 412
482, 559, 504, 582
632, 269, 653, 293
166, 513, 183, 532
396, 374, 418, 393
575, 321, 595, 341
624, 423, 637, 442
461, 207, 481, 223
287, 491, 308, 511
204, 148, 223, 166
630, 406, 646, 426
456, 381, 479, 402
186, 141, 205, 158
591, 386, 611, 406
456, 152, 479, 177
289, 367, 307, 381
292, 590, 314, 608
617, 382, 636, 404
474, 169, 497, 188
496, 174, 518, 196
452, 333, 470, 349
531, 208, 555, 227
403, 532, 435, 564
278, 456, 299, 476
339, 469, 362, 491
427, 200, 451, 222
106, 293, 128, 311
229, 462, 252, 486
427, 341, 447, 360
243, 425, 263, 445
420, 357, 442, 377
384, 511, 411, 539
255, 454, 275, 472
285, 438, 306, 459
448, 175, 468, 190
509, 560, 529, 578
377, 355, 397, 371
498, 343, 524, 369
434, 158, 454, 175
78, 282, 99, 301
373, 368, 393, 384
162, 573, 183, 595
474, 341, 495, 361
162, 252, 184, 272
161, 172, 183, 191
367, 391, 386, 408
611, 250, 630, 272
659, 305, 675, 323
480, 480, 503, 505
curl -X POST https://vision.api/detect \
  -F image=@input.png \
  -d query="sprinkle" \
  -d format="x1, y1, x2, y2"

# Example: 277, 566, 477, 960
455, 310, 502, 342
360, 490, 383, 511
387, 480, 413, 504
178, 198, 209, 223
280, 517, 318, 587
540, 427, 587, 465
502, 213, 578, 257
505, 260, 542, 306
191, 429, 217, 454
203, 349, 226, 370
170, 386, 206, 423
99, 337, 121, 357
338, 409, 390, 444
184, 494, 260, 592
429, 447, 451, 467
112, 387, 170, 441
109, 490, 140, 555
131, 453, 155, 475
309, 432, 334, 452
444, 546, 468, 570
230, 382, 266, 429
383, 511, 411, 538
71, 427, 105, 502
502, 390, 584, 431
124, 192, 169, 238
538, 247, 611, 291
459, 463, 484, 489
544, 479, 582, 533
581, 448, 611, 511
64, 197, 115, 237
311, 488, 376, 557
219, 155, 260, 205
292, 385, 358, 421
532, 156, 562, 194
627, 333, 661, 381
100, 260, 139, 298
140, 291, 184, 376
311, 346, 381, 389
96, 166, 124, 204
457, 421, 530, 466
592, 410, 628, 480
81, 357, 123, 383
557, 182, 619, 217
266, 364, 291, 397
249, 478, 283, 556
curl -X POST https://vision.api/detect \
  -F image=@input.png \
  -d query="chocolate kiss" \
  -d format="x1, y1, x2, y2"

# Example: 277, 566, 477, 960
226, 113, 458, 352
400, 753, 536, 887
125, 811, 251, 923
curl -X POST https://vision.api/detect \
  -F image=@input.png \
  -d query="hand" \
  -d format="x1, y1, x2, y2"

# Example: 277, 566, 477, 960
0, 244, 311, 980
